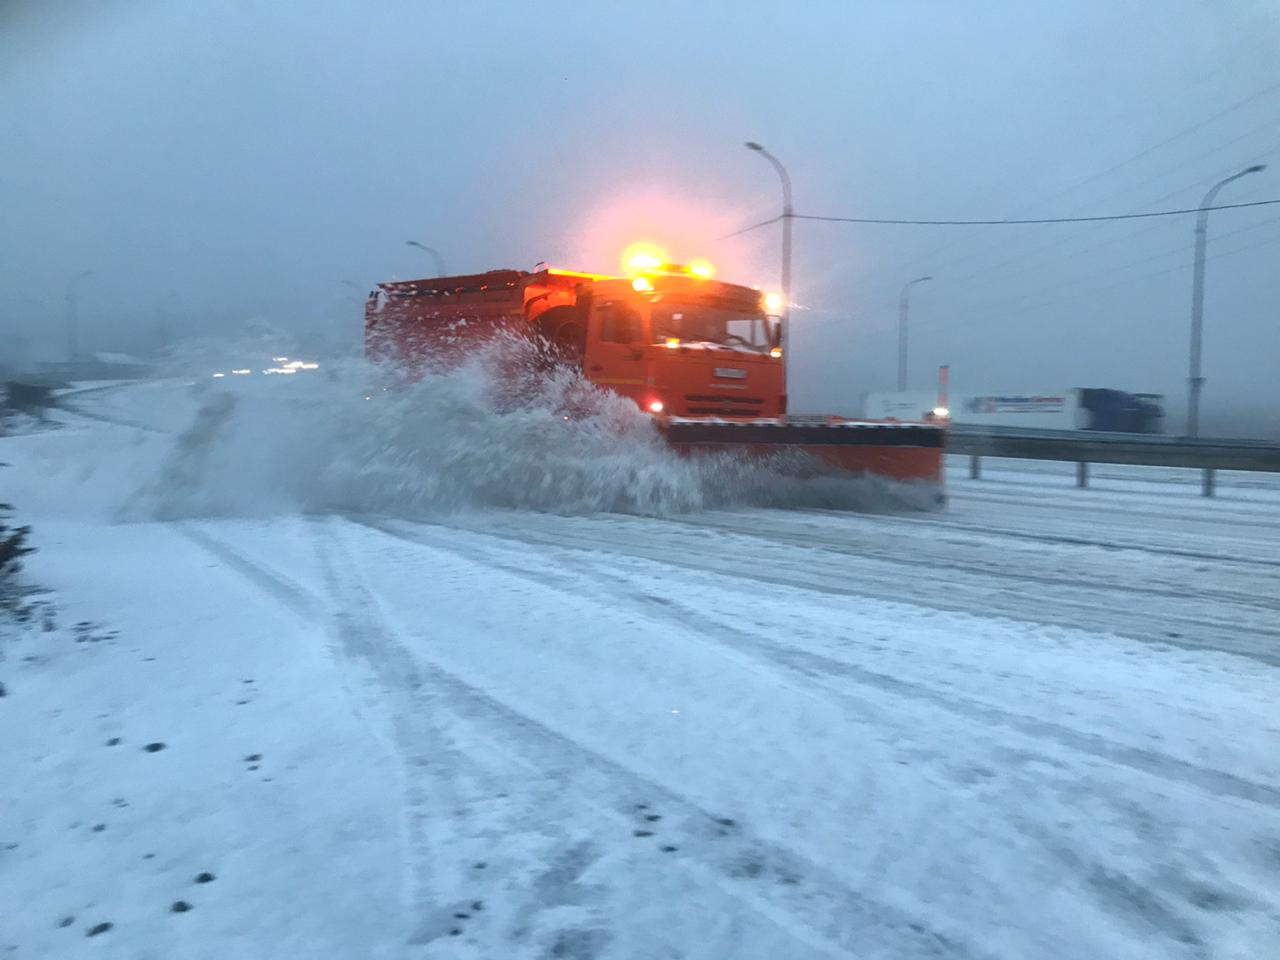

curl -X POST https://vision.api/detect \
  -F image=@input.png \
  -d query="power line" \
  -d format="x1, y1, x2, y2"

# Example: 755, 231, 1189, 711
801, 215, 1280, 344
718, 198, 1280, 238
874, 223, 1280, 345
855, 161, 1277, 314
814, 78, 1280, 281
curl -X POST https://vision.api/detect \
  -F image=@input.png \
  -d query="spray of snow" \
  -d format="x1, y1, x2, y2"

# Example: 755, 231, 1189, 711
10, 338, 937, 521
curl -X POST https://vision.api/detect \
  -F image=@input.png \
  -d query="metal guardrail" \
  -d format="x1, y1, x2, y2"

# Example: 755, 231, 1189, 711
946, 424, 1280, 496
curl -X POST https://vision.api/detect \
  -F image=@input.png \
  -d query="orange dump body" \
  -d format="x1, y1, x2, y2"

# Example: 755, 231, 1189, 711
365, 267, 944, 493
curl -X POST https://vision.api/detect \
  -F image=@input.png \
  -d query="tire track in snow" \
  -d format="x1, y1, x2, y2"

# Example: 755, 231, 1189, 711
392, 513, 1280, 666
351, 516, 1280, 813
194, 518, 995, 960
793, 507, 1280, 570
947, 488, 1280, 536
179, 523, 473, 950
665, 513, 1280, 612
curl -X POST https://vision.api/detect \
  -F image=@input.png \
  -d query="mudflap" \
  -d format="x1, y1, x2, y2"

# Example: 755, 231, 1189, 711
658, 417, 947, 500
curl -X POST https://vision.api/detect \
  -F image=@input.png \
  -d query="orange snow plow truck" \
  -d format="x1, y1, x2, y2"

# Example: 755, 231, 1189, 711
365, 255, 945, 490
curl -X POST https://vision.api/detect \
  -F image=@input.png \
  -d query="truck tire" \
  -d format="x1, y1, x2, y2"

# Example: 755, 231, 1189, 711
536, 306, 586, 364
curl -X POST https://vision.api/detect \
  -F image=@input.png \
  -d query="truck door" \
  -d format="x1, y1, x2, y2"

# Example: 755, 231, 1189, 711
584, 299, 647, 406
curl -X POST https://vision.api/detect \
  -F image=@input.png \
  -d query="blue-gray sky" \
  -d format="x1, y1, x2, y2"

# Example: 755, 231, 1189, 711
3, 1, 1278, 427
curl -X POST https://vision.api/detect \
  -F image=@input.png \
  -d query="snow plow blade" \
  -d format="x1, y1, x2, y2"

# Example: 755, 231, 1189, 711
659, 417, 946, 486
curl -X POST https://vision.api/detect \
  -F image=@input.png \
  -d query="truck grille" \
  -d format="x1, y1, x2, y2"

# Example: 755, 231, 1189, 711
684, 394, 764, 416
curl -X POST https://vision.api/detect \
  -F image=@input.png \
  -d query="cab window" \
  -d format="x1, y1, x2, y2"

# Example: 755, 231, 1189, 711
598, 302, 642, 344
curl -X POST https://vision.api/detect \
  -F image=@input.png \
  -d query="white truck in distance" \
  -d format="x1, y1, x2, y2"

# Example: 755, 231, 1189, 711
862, 389, 1165, 433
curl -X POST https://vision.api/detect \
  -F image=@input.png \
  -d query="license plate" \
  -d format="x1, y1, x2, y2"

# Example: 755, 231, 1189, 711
714, 367, 746, 379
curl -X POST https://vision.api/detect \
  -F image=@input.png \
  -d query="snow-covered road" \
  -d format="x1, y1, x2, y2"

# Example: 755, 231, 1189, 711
2, 378, 1278, 959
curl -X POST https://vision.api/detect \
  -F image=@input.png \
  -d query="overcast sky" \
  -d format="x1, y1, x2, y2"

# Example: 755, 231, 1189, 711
2, 0, 1278, 423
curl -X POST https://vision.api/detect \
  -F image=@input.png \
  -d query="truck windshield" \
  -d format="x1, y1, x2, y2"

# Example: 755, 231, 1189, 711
650, 302, 771, 351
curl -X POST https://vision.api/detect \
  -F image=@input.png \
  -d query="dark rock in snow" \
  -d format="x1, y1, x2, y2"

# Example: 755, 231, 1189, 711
449, 928, 462, 937
92, 824, 105, 833
0, 681, 7, 697
143, 742, 165, 753
106, 737, 121, 746
57, 917, 74, 929
170, 901, 191, 913
143, 853, 155, 860
248, 765, 259, 771
472, 861, 486, 870
470, 900, 483, 912
632, 830, 654, 838
453, 912, 469, 920
85, 922, 112, 937
645, 814, 662, 822
661, 845, 678, 853
243, 754, 262, 762
194, 872, 215, 884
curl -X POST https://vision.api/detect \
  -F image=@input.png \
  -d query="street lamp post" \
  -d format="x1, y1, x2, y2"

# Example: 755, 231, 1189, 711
1186, 163, 1265, 437
898, 275, 932, 392
65, 269, 93, 361
745, 142, 793, 377
405, 241, 447, 277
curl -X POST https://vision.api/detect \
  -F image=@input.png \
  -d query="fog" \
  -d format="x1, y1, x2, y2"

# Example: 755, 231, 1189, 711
2, 0, 1278, 433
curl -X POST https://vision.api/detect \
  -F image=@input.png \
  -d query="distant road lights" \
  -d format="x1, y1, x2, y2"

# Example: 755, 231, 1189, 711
631, 276, 653, 292
762, 291, 784, 315
687, 259, 716, 279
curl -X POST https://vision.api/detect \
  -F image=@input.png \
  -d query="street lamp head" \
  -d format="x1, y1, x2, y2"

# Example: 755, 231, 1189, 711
918, 275, 933, 283
1244, 164, 1266, 174
744, 141, 764, 152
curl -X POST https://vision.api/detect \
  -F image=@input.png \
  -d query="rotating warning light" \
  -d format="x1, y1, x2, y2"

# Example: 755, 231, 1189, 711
622, 242, 666, 276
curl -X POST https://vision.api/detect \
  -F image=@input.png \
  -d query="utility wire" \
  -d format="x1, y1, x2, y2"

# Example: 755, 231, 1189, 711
858, 159, 1276, 310
801, 215, 1280, 342
842, 79, 1280, 295
717, 198, 1280, 238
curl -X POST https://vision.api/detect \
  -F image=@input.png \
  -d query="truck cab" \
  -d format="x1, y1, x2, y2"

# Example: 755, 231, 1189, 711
572, 271, 785, 419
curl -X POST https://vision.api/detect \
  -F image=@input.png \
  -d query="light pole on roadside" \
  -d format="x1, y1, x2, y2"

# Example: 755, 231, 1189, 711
1186, 163, 1265, 436
65, 270, 93, 361
898, 275, 932, 392
405, 241, 447, 277
745, 141, 793, 372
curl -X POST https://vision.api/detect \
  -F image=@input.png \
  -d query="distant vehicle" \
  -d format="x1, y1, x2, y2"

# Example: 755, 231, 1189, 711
863, 389, 1165, 433
365, 250, 946, 486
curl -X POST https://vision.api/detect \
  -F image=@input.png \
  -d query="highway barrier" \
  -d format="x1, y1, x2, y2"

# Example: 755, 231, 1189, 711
946, 425, 1280, 497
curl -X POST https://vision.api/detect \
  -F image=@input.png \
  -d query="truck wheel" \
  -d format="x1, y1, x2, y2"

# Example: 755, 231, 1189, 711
537, 306, 586, 365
